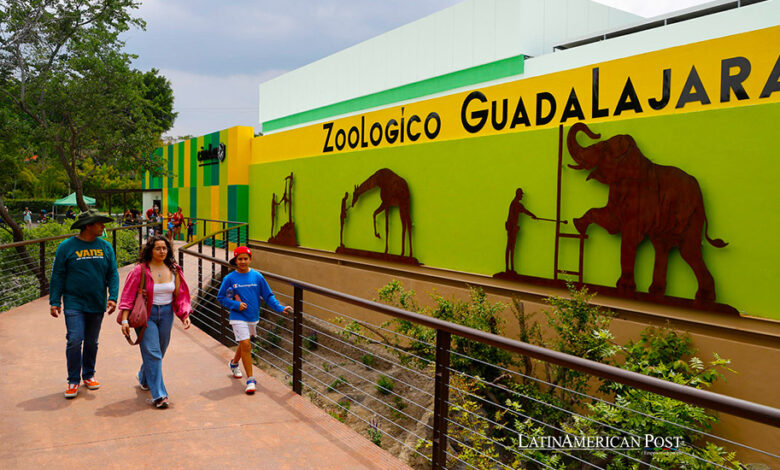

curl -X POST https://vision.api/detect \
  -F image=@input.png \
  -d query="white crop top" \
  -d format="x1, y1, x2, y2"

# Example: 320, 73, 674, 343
152, 280, 175, 305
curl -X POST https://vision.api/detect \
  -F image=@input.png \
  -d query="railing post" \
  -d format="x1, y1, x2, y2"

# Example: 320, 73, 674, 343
292, 285, 303, 395
432, 329, 451, 470
178, 249, 183, 270
112, 229, 117, 256
223, 229, 228, 260
211, 235, 216, 280
138, 226, 143, 253
219, 264, 228, 345
39, 242, 48, 297
197, 241, 202, 295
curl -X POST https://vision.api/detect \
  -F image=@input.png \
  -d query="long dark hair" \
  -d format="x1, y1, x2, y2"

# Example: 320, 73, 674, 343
139, 235, 177, 272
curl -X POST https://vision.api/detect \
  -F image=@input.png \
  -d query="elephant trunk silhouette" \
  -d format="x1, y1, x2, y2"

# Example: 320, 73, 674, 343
567, 122, 727, 304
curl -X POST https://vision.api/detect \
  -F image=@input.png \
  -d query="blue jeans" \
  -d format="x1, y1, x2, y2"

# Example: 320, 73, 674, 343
64, 309, 104, 384
137, 303, 174, 400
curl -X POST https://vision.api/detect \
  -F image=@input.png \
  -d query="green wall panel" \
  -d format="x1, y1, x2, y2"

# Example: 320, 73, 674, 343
178, 143, 185, 188
190, 138, 198, 187
189, 187, 197, 219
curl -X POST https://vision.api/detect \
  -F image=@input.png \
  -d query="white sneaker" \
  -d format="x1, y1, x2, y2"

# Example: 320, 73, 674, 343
229, 360, 243, 378
245, 378, 257, 395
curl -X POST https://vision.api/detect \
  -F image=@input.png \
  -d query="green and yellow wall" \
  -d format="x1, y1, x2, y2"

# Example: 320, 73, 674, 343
248, 26, 780, 320
148, 26, 780, 321
143, 126, 253, 230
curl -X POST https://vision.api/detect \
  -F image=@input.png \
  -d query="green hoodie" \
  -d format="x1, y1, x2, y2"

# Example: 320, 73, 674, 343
49, 237, 119, 313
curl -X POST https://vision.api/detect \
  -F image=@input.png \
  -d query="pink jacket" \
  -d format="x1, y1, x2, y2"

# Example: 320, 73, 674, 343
118, 263, 192, 324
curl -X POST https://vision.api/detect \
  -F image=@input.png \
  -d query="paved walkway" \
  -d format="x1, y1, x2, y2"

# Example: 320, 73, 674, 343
0, 252, 411, 469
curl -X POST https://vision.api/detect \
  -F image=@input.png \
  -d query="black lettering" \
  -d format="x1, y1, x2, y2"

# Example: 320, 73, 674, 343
407, 115, 421, 141
370, 122, 383, 146
386, 119, 399, 144
491, 99, 508, 130
614, 77, 643, 115
676, 66, 711, 108
760, 54, 780, 98
648, 69, 671, 110
509, 97, 530, 128
400, 107, 405, 143
424, 112, 441, 139
348, 126, 359, 149
360, 116, 369, 147
335, 129, 346, 150
560, 88, 585, 122
461, 91, 488, 133
536, 92, 556, 126
592, 68, 609, 118
322, 122, 334, 152
721, 56, 751, 102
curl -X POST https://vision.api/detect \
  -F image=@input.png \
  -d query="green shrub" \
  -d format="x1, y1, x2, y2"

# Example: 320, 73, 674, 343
375, 375, 394, 395
327, 375, 347, 393
377, 280, 512, 381
361, 354, 375, 368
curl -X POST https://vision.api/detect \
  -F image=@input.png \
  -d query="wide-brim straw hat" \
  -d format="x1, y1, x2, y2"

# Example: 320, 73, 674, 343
71, 209, 114, 230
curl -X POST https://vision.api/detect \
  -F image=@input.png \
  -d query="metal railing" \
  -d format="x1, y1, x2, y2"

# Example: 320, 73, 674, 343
0, 222, 162, 312
179, 223, 780, 469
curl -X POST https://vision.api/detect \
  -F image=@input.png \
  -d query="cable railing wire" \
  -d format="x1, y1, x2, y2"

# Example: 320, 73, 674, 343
297, 316, 435, 400
447, 344, 778, 461
445, 367, 703, 470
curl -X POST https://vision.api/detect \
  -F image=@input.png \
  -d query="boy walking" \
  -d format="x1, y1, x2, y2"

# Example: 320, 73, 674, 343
217, 246, 292, 394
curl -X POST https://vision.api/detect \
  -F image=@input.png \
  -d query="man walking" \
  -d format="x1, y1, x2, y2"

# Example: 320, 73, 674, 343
49, 209, 119, 398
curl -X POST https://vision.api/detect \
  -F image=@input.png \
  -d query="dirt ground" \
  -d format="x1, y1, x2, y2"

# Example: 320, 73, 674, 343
249, 311, 438, 469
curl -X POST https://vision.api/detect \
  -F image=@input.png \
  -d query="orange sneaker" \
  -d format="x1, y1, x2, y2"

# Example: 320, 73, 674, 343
83, 378, 101, 390
64, 383, 79, 398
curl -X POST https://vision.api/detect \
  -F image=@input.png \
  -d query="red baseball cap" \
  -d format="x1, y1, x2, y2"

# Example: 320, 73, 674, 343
230, 246, 252, 266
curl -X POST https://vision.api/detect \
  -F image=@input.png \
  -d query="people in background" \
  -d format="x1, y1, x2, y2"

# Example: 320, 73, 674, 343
172, 208, 184, 240
122, 209, 134, 226
65, 207, 76, 220
23, 207, 32, 230
49, 209, 118, 399
186, 218, 196, 242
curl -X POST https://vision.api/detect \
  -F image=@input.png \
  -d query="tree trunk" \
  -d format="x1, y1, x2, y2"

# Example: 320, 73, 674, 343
0, 197, 47, 291
55, 145, 89, 212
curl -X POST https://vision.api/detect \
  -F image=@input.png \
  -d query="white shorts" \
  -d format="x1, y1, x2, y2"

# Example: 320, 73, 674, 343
230, 320, 258, 342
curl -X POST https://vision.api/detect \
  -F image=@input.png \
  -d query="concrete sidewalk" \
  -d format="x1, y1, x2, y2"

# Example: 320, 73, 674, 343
0, 260, 411, 469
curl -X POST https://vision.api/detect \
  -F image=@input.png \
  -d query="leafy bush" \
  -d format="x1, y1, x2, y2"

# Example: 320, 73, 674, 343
327, 375, 347, 393
361, 354, 375, 368
377, 280, 513, 381
375, 375, 394, 395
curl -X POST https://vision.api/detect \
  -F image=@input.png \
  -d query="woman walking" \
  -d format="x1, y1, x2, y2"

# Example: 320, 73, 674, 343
118, 235, 192, 408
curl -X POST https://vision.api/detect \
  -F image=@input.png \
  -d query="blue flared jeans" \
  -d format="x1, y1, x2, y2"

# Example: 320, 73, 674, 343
136, 303, 174, 400
64, 309, 104, 384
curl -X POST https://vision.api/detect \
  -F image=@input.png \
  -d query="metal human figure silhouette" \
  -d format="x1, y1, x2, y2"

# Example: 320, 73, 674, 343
268, 172, 298, 247
505, 188, 537, 273
280, 172, 293, 223
352, 168, 412, 257
270, 193, 277, 238
340, 192, 349, 248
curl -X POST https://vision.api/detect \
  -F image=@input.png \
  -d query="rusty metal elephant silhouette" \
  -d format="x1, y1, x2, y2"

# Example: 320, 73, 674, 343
567, 122, 727, 303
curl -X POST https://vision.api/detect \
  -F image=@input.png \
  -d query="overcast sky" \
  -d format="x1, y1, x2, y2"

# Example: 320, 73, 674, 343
122, 0, 711, 139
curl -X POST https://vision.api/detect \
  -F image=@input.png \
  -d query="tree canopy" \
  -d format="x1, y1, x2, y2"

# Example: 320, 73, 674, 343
0, 0, 175, 213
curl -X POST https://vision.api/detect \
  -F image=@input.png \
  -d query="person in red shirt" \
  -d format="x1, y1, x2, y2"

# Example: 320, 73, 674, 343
172, 207, 184, 240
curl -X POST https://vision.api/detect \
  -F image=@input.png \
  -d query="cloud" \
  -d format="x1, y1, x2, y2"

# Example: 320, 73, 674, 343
121, 0, 468, 136
159, 68, 287, 138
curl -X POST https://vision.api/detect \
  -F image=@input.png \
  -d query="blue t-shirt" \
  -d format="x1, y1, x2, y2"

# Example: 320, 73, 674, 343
217, 269, 286, 322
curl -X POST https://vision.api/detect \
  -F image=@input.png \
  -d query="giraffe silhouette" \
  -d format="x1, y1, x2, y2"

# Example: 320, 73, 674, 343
352, 168, 412, 257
